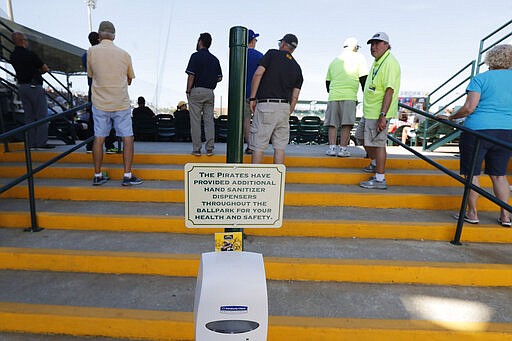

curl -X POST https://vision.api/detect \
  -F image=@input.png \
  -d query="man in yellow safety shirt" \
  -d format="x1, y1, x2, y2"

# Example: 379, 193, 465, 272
356, 32, 401, 190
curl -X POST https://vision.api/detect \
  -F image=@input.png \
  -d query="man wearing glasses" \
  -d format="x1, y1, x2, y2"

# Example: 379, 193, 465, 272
357, 32, 401, 190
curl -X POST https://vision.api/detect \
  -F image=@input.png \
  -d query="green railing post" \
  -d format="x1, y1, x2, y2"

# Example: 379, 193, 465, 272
226, 26, 247, 164
225, 26, 247, 238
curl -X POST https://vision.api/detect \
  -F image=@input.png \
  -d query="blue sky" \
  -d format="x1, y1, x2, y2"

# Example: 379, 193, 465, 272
1, 0, 511, 109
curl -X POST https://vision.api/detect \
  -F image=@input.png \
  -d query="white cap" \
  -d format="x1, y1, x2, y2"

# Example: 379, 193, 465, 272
367, 32, 390, 44
343, 37, 359, 49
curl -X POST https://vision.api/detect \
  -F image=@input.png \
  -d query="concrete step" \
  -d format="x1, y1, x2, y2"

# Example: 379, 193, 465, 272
0, 146, 463, 171
2, 270, 511, 321
1, 177, 509, 211
0, 200, 510, 243
3, 162, 509, 188
1, 229, 511, 285
2, 143, 511, 340
0, 332, 129, 341
0, 271, 511, 340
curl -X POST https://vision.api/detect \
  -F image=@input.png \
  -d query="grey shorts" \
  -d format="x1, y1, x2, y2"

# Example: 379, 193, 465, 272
323, 100, 357, 127
92, 105, 133, 137
250, 102, 290, 151
355, 117, 390, 147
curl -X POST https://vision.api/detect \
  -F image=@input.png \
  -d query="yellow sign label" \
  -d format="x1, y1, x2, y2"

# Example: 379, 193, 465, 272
215, 232, 243, 252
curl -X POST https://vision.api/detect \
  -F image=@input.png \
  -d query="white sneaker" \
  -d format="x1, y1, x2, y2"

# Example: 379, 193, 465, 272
325, 145, 337, 156
337, 148, 351, 157
360, 178, 387, 190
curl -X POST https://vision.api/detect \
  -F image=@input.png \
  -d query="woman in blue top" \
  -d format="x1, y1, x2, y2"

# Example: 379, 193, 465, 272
439, 44, 512, 227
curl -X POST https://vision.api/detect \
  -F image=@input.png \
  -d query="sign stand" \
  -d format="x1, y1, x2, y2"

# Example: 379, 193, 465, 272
186, 163, 286, 341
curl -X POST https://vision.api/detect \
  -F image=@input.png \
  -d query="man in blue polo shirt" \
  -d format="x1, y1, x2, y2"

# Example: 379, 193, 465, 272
185, 32, 223, 156
244, 29, 263, 155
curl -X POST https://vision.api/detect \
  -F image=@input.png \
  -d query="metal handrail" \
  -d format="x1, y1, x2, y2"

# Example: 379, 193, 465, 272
0, 26, 75, 109
475, 19, 512, 75
428, 60, 474, 99
0, 103, 89, 232
397, 103, 512, 245
428, 74, 472, 108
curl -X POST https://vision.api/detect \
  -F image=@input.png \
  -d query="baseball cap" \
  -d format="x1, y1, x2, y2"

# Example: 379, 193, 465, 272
98, 21, 115, 34
177, 101, 187, 108
248, 29, 259, 42
279, 33, 298, 48
343, 37, 360, 49
367, 32, 390, 44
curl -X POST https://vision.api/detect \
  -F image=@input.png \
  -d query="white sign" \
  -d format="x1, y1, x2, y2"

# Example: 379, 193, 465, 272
184, 163, 286, 228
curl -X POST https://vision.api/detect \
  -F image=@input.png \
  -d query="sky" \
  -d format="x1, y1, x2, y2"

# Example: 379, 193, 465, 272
1, 0, 511, 110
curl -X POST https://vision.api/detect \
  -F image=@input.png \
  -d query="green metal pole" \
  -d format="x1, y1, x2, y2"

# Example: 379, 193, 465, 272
226, 26, 247, 164
225, 26, 247, 238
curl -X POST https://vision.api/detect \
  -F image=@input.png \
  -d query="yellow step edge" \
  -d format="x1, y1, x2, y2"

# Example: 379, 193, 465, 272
2, 186, 509, 211
1, 212, 511, 243
0, 302, 193, 341
0, 151, 461, 169
0, 302, 511, 340
0, 142, 24, 152
0, 166, 184, 181
1, 247, 511, 286
4, 165, 508, 187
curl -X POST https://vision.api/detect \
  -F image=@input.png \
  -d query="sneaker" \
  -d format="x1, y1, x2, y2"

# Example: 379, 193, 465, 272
245, 148, 253, 155
86, 149, 93, 154
325, 145, 337, 156
206, 150, 214, 156
92, 175, 108, 186
192, 150, 201, 156
363, 164, 376, 173
337, 148, 351, 157
122, 175, 143, 186
106, 147, 119, 154
359, 178, 387, 190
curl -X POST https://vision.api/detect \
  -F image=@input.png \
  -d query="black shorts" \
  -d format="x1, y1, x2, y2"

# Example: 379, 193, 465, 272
459, 130, 512, 176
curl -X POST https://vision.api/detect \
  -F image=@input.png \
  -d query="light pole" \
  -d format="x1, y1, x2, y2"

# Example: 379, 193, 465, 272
86, 0, 97, 32
6, 0, 13, 21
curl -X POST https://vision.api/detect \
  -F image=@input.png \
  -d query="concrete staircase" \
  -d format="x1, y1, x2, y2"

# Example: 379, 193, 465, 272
0, 142, 511, 340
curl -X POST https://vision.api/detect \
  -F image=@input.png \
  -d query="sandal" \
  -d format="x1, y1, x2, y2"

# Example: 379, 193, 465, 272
453, 214, 479, 224
497, 217, 512, 227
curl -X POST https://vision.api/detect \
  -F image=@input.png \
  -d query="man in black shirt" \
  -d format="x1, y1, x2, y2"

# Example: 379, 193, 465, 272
249, 33, 303, 164
185, 32, 222, 156
9, 32, 53, 149
132, 96, 155, 121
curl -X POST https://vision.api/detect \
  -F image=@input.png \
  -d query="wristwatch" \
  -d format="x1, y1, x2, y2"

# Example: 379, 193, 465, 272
379, 112, 386, 118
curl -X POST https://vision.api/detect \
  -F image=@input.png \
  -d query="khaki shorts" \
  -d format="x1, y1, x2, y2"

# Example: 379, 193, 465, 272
323, 100, 356, 127
250, 102, 290, 151
355, 117, 390, 147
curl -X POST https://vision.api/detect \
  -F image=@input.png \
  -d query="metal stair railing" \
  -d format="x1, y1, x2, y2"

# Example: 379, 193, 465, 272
0, 103, 91, 233
0, 19, 75, 110
423, 19, 511, 151
475, 19, 512, 75
422, 61, 475, 151
393, 103, 512, 245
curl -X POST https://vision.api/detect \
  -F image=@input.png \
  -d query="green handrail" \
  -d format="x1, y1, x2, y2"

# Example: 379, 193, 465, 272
475, 19, 512, 75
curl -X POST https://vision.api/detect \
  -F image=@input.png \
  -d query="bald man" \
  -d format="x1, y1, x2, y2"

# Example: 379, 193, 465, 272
10, 32, 53, 149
